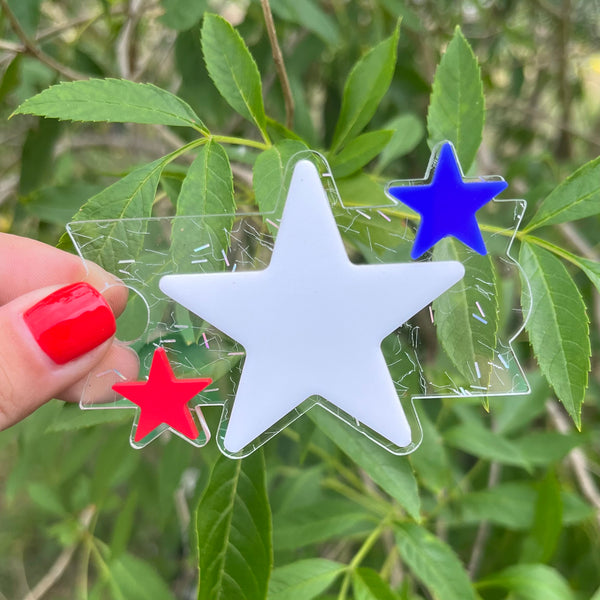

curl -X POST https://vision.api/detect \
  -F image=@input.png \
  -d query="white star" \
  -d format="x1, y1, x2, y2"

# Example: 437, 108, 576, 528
160, 160, 465, 454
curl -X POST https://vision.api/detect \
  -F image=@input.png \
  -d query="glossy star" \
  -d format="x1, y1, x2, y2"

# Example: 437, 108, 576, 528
160, 160, 465, 454
387, 142, 508, 259
112, 347, 212, 444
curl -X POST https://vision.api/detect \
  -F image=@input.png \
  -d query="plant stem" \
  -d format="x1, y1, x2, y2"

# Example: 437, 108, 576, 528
337, 515, 391, 600
0, 0, 86, 80
260, 0, 295, 129
211, 134, 270, 151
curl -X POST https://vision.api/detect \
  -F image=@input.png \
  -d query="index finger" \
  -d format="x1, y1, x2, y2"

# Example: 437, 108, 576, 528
0, 233, 128, 316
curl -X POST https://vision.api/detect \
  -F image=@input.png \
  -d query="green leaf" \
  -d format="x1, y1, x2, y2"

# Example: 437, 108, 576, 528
0, 55, 22, 104
109, 490, 139, 559
171, 140, 235, 271
570, 253, 600, 294
513, 431, 585, 466
46, 405, 130, 432
107, 553, 177, 600
273, 499, 373, 550
477, 564, 575, 600
432, 238, 499, 388
519, 242, 590, 428
442, 482, 592, 530
13, 79, 204, 129
267, 559, 345, 600
377, 113, 424, 172
27, 482, 67, 517
201, 13, 267, 137
7, 0, 42, 37
331, 22, 400, 152
268, 0, 341, 46
427, 26, 484, 172
63, 156, 168, 273
160, 0, 207, 30
22, 181, 103, 225
409, 408, 451, 494
395, 523, 476, 600
310, 408, 421, 520
525, 156, 600, 230
253, 140, 308, 234
353, 567, 398, 600
330, 129, 393, 178
444, 422, 529, 468
521, 470, 563, 563
19, 117, 61, 196
196, 450, 272, 600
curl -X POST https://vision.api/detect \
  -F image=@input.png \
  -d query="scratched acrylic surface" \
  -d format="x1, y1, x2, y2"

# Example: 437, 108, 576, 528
68, 152, 529, 456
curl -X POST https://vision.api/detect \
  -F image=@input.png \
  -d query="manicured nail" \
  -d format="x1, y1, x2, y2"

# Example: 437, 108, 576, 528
24, 282, 116, 365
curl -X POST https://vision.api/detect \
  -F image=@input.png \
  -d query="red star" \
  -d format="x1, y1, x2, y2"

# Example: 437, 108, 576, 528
113, 347, 212, 443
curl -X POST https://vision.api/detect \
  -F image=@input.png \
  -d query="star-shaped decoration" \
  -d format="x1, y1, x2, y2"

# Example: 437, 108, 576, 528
112, 347, 212, 445
159, 160, 465, 455
387, 142, 508, 259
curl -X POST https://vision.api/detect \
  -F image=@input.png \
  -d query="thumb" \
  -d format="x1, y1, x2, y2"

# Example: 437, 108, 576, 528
0, 282, 116, 429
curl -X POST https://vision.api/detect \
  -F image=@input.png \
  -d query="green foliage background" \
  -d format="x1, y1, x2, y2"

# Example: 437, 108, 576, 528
1, 1, 600, 599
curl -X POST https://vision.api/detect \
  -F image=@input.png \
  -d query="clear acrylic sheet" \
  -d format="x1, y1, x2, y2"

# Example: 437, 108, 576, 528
68, 150, 530, 458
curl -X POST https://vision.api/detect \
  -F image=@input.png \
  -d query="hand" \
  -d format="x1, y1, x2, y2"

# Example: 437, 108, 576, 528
0, 233, 139, 430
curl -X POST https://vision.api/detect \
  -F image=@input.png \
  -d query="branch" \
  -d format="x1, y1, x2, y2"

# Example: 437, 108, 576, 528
547, 400, 600, 529
20, 506, 96, 600
260, 0, 294, 129
116, 0, 143, 79
0, 0, 85, 80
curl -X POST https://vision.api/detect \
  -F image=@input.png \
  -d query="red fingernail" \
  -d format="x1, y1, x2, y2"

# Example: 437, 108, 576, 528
24, 282, 116, 365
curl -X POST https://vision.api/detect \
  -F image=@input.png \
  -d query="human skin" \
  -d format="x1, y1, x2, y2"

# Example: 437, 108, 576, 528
0, 233, 139, 430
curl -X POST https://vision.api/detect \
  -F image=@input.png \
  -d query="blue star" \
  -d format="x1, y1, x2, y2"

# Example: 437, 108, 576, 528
387, 142, 508, 259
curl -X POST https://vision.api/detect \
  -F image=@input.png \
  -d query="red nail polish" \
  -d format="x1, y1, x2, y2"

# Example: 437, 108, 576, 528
24, 282, 116, 365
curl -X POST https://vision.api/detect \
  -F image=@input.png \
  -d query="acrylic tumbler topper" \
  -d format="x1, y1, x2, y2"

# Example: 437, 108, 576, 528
68, 149, 530, 458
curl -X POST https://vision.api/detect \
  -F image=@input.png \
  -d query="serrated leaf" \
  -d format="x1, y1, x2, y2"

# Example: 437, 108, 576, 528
253, 140, 308, 234
444, 422, 529, 468
526, 156, 600, 231
395, 523, 476, 600
196, 450, 272, 600
202, 13, 267, 137
331, 22, 400, 152
432, 238, 498, 387
571, 254, 600, 294
310, 408, 421, 520
519, 242, 590, 428
377, 113, 424, 172
64, 156, 168, 273
353, 567, 398, 600
334, 173, 414, 260
171, 140, 234, 271
477, 564, 575, 600
267, 559, 345, 600
13, 79, 204, 129
330, 129, 393, 178
427, 26, 484, 172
